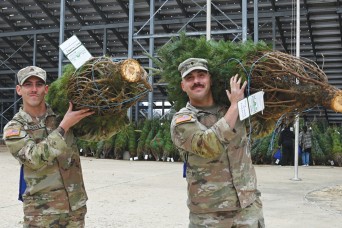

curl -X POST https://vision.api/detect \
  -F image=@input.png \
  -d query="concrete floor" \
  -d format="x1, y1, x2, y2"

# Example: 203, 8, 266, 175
1, 150, 342, 228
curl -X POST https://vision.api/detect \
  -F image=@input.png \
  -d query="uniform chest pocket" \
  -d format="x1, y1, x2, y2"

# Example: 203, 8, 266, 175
27, 128, 48, 143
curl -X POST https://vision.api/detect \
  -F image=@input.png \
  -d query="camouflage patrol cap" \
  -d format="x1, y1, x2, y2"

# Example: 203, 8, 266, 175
17, 66, 46, 85
178, 58, 208, 78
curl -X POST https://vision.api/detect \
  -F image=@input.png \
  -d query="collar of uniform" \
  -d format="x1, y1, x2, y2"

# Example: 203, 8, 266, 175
185, 102, 226, 114
18, 103, 56, 123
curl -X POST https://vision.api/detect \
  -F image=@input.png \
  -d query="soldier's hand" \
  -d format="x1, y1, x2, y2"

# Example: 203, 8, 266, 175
59, 102, 95, 133
226, 74, 247, 105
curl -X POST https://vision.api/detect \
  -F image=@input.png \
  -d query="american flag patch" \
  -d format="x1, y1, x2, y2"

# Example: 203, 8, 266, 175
5, 128, 20, 137
175, 115, 193, 124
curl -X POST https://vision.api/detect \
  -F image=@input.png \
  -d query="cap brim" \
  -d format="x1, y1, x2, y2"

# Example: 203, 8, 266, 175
182, 66, 208, 78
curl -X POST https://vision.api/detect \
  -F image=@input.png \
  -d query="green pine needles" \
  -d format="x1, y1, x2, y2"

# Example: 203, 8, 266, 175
153, 34, 271, 111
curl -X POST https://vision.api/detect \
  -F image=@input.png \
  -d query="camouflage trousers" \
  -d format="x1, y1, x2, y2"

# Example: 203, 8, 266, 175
189, 197, 264, 228
23, 206, 87, 228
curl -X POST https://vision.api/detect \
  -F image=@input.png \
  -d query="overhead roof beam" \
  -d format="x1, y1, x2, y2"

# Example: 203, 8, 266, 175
79, 10, 308, 30
0, 28, 60, 38
116, 0, 150, 45
87, 0, 127, 50
337, 1, 342, 45
175, 0, 199, 31
4, 1, 56, 66
0, 10, 308, 38
65, 1, 103, 49
0, 11, 33, 64
1, 37, 32, 63
270, 0, 288, 52
144, 0, 171, 33
303, 0, 317, 61
208, 2, 229, 40
116, 0, 129, 15
175, 0, 188, 16
0, 68, 59, 75
0, 50, 21, 69
32, 0, 73, 38
8, 0, 59, 49
133, 29, 241, 39
33, 0, 60, 25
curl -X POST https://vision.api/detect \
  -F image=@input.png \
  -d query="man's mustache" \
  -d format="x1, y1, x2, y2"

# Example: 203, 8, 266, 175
191, 83, 205, 90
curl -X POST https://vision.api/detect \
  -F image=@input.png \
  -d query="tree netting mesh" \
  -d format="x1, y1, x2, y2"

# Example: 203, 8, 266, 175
235, 50, 342, 135
68, 56, 152, 115
152, 35, 342, 137
46, 56, 152, 141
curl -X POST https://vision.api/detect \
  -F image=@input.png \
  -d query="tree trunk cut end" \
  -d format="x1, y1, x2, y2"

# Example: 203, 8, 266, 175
331, 91, 342, 113
120, 59, 142, 82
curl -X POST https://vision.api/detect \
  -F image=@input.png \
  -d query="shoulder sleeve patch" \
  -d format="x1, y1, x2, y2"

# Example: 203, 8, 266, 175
175, 114, 193, 124
4, 127, 21, 138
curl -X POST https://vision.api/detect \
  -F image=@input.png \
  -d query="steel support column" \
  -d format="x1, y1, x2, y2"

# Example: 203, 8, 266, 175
33, 34, 37, 65
103, 28, 107, 56
272, 15, 276, 50
254, 0, 258, 43
58, 0, 65, 77
206, 0, 211, 40
147, 0, 155, 119
242, 0, 247, 42
128, 0, 135, 121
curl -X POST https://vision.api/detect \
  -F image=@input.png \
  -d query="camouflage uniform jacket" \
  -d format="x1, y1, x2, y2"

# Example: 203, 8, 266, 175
171, 102, 258, 213
3, 105, 87, 216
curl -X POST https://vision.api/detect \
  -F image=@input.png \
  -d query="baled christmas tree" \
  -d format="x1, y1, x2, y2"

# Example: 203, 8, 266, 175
153, 35, 342, 136
46, 56, 152, 141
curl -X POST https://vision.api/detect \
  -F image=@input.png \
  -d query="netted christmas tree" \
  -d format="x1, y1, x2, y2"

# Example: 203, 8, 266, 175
46, 57, 151, 141
152, 35, 342, 136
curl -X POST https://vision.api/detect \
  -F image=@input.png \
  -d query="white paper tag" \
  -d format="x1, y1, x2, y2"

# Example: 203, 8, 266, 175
238, 98, 250, 121
59, 35, 92, 69
238, 91, 265, 121
248, 91, 265, 115
66, 45, 92, 69
59, 35, 82, 55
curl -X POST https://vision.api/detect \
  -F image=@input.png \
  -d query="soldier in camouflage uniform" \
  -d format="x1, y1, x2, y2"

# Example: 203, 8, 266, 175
171, 58, 265, 227
2, 66, 94, 227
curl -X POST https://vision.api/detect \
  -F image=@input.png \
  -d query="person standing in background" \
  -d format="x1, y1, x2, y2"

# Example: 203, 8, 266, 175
299, 125, 312, 166
278, 125, 295, 166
